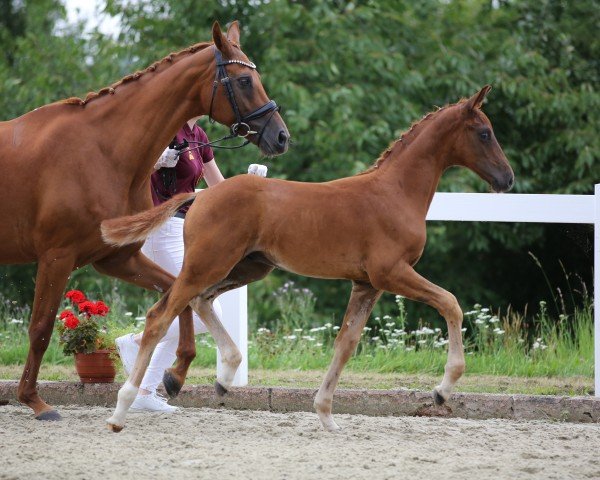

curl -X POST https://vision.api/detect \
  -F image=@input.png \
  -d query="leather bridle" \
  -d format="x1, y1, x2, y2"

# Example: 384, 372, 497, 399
192, 47, 280, 150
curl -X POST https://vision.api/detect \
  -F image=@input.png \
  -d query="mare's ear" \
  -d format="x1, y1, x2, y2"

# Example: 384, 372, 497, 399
227, 20, 241, 46
463, 85, 492, 112
212, 21, 235, 57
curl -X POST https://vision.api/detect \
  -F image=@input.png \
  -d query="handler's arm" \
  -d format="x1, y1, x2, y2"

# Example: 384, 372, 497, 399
203, 159, 225, 187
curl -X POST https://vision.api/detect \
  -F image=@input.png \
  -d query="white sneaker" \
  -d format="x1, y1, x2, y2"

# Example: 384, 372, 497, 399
115, 333, 139, 375
130, 392, 178, 413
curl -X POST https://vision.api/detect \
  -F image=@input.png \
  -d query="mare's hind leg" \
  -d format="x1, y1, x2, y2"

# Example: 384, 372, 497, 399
371, 263, 464, 405
314, 281, 382, 432
18, 250, 74, 420
166, 256, 275, 397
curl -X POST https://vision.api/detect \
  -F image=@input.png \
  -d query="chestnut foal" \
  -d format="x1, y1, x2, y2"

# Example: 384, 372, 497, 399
103, 86, 513, 432
0, 21, 288, 420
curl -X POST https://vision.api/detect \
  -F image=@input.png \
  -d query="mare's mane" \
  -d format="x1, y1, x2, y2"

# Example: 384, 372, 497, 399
62, 42, 212, 106
358, 99, 467, 175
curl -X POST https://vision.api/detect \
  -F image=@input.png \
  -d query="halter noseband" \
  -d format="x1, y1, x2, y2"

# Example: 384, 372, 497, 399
202, 47, 280, 150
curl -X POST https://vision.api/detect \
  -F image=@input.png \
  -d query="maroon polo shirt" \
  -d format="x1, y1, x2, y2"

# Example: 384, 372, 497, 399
151, 123, 214, 213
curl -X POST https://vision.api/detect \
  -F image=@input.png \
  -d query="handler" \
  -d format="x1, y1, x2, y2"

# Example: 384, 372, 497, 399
115, 117, 267, 412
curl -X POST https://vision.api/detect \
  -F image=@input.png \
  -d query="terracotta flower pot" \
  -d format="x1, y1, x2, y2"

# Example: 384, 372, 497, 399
74, 349, 116, 383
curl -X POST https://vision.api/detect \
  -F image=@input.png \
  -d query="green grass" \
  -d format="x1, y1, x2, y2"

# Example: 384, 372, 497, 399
0, 289, 593, 390
0, 365, 592, 396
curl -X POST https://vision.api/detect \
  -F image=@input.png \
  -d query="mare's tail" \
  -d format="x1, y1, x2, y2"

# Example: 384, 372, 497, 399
101, 192, 199, 247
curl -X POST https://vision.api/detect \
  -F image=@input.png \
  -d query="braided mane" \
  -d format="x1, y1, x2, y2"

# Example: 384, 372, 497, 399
357, 100, 465, 175
62, 42, 212, 106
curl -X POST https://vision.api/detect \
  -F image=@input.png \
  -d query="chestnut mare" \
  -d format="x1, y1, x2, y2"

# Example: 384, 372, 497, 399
0, 21, 289, 420
103, 86, 514, 432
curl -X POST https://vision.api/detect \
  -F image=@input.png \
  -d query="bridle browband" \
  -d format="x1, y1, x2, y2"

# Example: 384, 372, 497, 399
181, 46, 280, 152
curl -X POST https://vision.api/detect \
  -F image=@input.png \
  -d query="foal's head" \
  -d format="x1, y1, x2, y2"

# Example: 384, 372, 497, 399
206, 21, 290, 156
449, 86, 514, 192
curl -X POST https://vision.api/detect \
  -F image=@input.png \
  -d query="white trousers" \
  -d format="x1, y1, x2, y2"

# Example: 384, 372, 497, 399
139, 216, 221, 392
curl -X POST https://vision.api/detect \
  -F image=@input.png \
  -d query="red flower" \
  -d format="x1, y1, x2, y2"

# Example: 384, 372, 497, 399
78, 301, 97, 316
60, 311, 79, 329
94, 301, 109, 316
65, 290, 86, 304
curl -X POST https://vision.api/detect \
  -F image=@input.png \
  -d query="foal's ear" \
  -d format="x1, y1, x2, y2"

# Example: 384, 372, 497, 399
226, 20, 241, 46
464, 85, 492, 111
212, 21, 235, 58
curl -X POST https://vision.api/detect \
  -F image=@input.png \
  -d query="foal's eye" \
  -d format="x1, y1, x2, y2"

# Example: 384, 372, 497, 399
238, 76, 252, 88
479, 130, 491, 141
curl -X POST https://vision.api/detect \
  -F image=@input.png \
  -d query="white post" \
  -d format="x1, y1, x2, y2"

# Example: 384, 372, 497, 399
595, 184, 600, 397
216, 286, 248, 387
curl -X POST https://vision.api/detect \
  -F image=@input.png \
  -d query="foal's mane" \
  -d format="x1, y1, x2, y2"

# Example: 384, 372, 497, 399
358, 100, 465, 175
62, 42, 212, 106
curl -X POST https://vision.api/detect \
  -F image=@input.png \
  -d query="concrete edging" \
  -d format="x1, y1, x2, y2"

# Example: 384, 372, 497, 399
1, 380, 598, 423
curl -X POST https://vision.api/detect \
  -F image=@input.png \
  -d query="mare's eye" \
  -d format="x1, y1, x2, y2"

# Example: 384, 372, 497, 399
479, 130, 491, 141
239, 77, 252, 88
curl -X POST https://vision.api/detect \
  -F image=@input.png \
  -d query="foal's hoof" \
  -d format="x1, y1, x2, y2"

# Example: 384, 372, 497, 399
163, 370, 182, 398
35, 410, 62, 421
433, 388, 447, 406
106, 422, 124, 433
317, 413, 342, 433
214, 381, 228, 397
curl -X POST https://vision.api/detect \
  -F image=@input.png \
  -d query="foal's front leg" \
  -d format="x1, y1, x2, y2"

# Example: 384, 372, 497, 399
372, 263, 465, 404
314, 282, 382, 431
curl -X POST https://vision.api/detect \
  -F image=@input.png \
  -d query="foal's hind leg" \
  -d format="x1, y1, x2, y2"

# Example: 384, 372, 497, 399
163, 256, 274, 397
188, 297, 241, 393
94, 249, 197, 377
372, 263, 465, 405
314, 281, 382, 432
106, 283, 197, 432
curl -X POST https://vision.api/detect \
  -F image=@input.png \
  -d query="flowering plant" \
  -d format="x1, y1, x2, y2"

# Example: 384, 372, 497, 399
57, 290, 111, 355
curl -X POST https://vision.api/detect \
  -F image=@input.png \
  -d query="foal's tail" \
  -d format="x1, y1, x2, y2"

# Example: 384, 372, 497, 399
101, 192, 199, 247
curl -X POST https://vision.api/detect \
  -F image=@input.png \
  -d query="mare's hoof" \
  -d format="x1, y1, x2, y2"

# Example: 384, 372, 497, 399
163, 370, 182, 398
214, 381, 228, 397
433, 389, 446, 406
35, 410, 62, 421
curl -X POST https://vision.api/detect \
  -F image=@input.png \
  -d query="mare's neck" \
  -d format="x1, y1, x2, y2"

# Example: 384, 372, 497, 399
87, 47, 215, 183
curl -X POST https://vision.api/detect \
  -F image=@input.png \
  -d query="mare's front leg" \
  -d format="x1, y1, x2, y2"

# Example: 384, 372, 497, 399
93, 249, 196, 387
371, 263, 465, 405
314, 282, 382, 432
18, 250, 74, 420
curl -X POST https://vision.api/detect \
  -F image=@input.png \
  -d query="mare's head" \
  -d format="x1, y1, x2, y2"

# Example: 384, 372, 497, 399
206, 21, 289, 156
449, 86, 514, 192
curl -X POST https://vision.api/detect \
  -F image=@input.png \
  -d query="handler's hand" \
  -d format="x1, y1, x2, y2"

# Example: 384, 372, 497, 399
154, 148, 179, 170
248, 164, 268, 177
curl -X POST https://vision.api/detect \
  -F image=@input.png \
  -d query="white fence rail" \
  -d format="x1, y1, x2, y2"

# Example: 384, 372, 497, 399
219, 185, 600, 393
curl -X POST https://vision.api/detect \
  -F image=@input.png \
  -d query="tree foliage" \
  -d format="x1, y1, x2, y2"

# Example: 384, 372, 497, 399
0, 0, 597, 324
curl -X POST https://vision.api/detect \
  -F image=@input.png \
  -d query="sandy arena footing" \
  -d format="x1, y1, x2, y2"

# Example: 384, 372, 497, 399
1, 404, 600, 479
